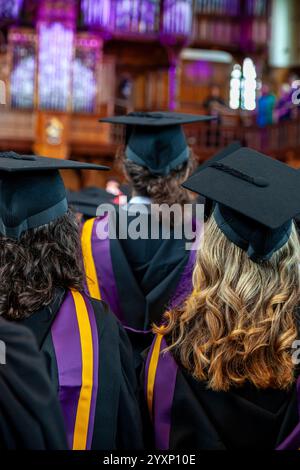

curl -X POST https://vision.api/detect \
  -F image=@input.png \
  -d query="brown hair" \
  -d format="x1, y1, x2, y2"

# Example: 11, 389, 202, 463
0, 210, 83, 320
121, 150, 195, 207
156, 216, 300, 391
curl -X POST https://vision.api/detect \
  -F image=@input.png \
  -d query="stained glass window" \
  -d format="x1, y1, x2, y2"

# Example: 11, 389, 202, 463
114, 0, 159, 34
72, 36, 101, 113
81, 0, 114, 29
162, 0, 193, 35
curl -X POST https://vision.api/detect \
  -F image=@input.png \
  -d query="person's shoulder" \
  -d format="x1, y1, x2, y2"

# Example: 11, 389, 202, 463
86, 295, 123, 337
86, 296, 135, 368
0, 317, 36, 348
88, 296, 115, 319
0, 317, 48, 382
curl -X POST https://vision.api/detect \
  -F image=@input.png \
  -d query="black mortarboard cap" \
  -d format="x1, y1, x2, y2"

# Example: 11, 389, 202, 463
67, 186, 114, 218
0, 151, 109, 239
183, 147, 300, 262
99, 112, 215, 176
195, 141, 242, 220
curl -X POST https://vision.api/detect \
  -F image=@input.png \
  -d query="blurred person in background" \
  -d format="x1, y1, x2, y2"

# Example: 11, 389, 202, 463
203, 85, 227, 118
203, 85, 228, 146
275, 83, 293, 122
257, 83, 276, 127
106, 177, 128, 205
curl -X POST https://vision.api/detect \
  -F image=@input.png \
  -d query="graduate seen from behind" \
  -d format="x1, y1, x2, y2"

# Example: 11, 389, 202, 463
80, 112, 214, 362
0, 151, 142, 450
0, 317, 67, 449
143, 147, 300, 450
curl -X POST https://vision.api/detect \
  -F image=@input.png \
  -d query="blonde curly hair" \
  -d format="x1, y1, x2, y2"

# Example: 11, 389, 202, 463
156, 216, 300, 391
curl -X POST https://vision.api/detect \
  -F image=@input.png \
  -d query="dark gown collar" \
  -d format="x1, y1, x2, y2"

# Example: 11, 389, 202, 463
19, 287, 66, 350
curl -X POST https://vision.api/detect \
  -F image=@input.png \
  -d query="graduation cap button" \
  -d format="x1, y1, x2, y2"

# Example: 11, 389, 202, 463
211, 163, 269, 187
0, 151, 36, 161
128, 112, 163, 118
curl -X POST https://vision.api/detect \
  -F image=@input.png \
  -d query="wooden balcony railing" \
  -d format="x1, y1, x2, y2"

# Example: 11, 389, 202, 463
1, 108, 300, 167
184, 115, 300, 166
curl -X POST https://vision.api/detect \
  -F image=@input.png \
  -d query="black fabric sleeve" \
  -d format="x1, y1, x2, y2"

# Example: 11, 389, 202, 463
0, 318, 68, 449
116, 322, 144, 449
89, 297, 143, 450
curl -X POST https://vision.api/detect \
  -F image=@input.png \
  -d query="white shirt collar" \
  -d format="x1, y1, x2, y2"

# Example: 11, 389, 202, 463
120, 195, 152, 214
129, 196, 152, 205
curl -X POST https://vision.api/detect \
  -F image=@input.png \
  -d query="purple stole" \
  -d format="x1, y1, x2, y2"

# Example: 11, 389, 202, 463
168, 240, 198, 310
145, 334, 177, 449
81, 215, 124, 321
145, 334, 300, 450
51, 290, 99, 450
81, 215, 201, 330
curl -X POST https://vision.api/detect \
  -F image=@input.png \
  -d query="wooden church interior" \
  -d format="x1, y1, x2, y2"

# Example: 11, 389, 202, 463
0, 0, 299, 189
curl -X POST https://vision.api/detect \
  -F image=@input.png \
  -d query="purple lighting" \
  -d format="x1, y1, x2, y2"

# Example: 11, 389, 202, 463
114, 0, 159, 34
0, 0, 23, 19
38, 0, 77, 24
162, 0, 193, 36
82, 0, 114, 29
185, 61, 213, 81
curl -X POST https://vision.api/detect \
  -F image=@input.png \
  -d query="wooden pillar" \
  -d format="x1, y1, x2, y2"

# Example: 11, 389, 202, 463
34, 111, 70, 158
269, 0, 300, 68
164, 45, 184, 111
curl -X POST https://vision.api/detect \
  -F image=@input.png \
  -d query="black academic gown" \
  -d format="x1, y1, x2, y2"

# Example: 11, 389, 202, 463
141, 342, 299, 451
0, 317, 67, 449
112, 207, 192, 326
110, 204, 193, 358
167, 371, 298, 450
19, 288, 143, 450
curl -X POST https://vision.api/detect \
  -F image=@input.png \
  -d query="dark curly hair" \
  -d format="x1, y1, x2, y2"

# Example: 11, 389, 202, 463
120, 149, 196, 207
0, 210, 84, 321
